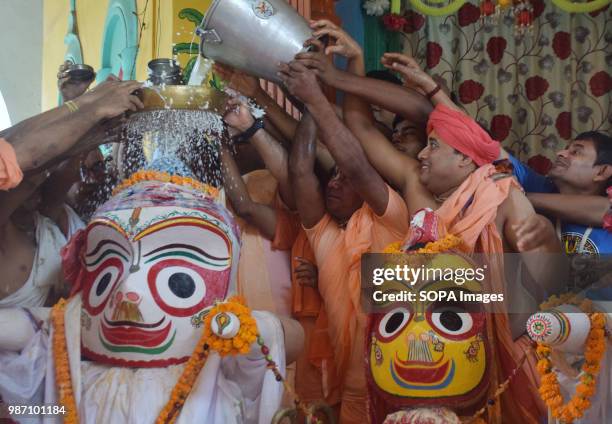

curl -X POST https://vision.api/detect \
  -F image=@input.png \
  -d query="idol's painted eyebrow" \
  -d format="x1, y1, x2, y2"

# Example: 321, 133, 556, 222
143, 243, 229, 261
86, 239, 130, 258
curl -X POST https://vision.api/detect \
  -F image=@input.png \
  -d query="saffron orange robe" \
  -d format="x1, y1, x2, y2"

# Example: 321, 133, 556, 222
233, 170, 292, 317
434, 164, 546, 424
273, 206, 340, 406
305, 186, 409, 423
0, 138, 22, 190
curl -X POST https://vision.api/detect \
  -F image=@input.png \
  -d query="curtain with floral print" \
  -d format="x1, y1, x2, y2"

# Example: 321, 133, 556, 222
366, 1, 611, 173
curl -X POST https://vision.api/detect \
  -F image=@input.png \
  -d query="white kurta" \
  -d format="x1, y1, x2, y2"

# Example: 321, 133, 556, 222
0, 206, 84, 308
0, 215, 66, 308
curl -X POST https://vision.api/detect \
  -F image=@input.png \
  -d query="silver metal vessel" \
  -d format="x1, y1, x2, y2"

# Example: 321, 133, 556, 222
197, 0, 312, 84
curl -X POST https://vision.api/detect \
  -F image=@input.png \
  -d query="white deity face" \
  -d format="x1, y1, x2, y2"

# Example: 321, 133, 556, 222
77, 186, 239, 367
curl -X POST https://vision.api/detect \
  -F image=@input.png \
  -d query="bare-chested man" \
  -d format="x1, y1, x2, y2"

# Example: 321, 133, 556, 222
0, 77, 144, 307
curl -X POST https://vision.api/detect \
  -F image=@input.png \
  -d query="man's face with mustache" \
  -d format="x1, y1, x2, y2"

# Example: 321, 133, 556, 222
548, 139, 600, 191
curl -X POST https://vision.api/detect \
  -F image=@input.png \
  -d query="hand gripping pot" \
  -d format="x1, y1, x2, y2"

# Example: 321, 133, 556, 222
62, 176, 240, 367
197, 0, 312, 84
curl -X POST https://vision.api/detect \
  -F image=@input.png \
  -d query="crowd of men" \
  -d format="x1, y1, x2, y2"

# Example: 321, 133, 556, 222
0, 19, 610, 423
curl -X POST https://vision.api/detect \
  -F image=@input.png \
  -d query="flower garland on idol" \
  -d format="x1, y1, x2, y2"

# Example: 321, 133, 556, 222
535, 294, 608, 423
51, 296, 319, 424
112, 170, 219, 198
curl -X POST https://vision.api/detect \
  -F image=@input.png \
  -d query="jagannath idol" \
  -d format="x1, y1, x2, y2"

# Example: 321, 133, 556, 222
0, 158, 303, 424
369, 209, 539, 424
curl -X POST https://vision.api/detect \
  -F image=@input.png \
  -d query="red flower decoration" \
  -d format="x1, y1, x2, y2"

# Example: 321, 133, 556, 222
555, 112, 572, 140
531, 0, 545, 19
404, 11, 425, 33
458, 2, 480, 27
426, 42, 443, 69
589, 71, 611, 97
487, 37, 507, 65
552, 32, 571, 60
527, 154, 553, 175
458, 80, 485, 104
525, 76, 549, 101
490, 115, 512, 141
61, 229, 87, 295
382, 13, 407, 32
480, 0, 495, 16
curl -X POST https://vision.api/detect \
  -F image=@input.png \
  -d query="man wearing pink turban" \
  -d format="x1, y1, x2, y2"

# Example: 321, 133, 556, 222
318, 54, 566, 423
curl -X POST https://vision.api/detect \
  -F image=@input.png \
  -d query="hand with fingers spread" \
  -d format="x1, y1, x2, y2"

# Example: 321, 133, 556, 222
78, 79, 144, 120
213, 63, 262, 98
513, 214, 557, 252
294, 38, 340, 85
309, 19, 363, 60
223, 97, 255, 133
381, 52, 437, 93
277, 61, 326, 106
294, 257, 318, 288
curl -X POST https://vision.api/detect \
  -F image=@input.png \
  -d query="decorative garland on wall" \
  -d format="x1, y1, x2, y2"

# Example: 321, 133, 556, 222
363, 0, 611, 17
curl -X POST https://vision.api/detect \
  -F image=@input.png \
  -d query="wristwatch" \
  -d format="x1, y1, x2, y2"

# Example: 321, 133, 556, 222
233, 118, 264, 144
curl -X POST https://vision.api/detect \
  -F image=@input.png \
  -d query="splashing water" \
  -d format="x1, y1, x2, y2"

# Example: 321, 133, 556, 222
121, 108, 226, 187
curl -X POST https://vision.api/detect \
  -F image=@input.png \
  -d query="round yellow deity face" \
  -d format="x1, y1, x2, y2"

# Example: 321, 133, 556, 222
367, 253, 490, 408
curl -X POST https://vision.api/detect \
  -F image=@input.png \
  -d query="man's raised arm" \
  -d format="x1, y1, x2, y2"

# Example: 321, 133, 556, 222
288, 110, 326, 229
280, 61, 389, 216
2, 79, 143, 173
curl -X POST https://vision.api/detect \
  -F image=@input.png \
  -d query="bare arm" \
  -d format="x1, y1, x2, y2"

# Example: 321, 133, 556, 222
214, 63, 299, 142
220, 145, 277, 240
295, 33, 435, 215
223, 98, 294, 209
343, 51, 417, 192
2, 79, 143, 172
281, 62, 389, 215
504, 187, 567, 298
253, 90, 299, 142
527, 193, 608, 228
288, 112, 326, 229
39, 156, 83, 236
0, 173, 48, 226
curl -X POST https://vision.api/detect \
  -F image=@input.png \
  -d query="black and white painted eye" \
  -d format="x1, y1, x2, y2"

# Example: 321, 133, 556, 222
149, 263, 208, 316
429, 306, 474, 338
88, 265, 121, 309
378, 307, 412, 340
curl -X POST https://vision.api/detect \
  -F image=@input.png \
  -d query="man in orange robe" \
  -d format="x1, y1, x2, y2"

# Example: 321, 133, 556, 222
273, 206, 341, 408
280, 63, 409, 422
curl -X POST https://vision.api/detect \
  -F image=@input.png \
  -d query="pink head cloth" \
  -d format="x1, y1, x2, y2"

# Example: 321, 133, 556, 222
426, 104, 501, 166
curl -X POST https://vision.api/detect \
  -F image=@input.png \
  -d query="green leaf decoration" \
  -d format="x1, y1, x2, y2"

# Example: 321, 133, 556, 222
178, 8, 204, 27
183, 56, 198, 83
209, 73, 225, 91
173, 42, 199, 55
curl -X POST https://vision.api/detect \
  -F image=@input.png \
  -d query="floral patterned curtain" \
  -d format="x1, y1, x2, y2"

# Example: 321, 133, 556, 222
366, 2, 611, 173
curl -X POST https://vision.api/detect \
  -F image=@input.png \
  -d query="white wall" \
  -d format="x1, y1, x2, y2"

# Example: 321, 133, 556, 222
0, 0, 43, 125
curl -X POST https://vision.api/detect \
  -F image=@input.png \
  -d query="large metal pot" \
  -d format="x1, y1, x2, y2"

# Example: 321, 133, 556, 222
197, 0, 312, 84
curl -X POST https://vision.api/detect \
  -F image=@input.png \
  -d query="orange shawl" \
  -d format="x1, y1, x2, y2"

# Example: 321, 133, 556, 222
0, 138, 23, 190
435, 164, 545, 424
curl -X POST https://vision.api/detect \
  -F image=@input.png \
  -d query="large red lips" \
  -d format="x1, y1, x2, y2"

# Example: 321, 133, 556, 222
393, 353, 450, 384
101, 318, 171, 347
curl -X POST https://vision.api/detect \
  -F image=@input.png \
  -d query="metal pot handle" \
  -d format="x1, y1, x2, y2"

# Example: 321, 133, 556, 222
196, 27, 223, 44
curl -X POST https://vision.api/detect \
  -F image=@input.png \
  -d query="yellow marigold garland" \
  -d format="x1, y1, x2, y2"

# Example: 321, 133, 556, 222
51, 299, 79, 424
536, 294, 607, 423
156, 296, 256, 423
384, 233, 465, 254
202, 296, 258, 356
52, 296, 260, 424
112, 170, 220, 198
